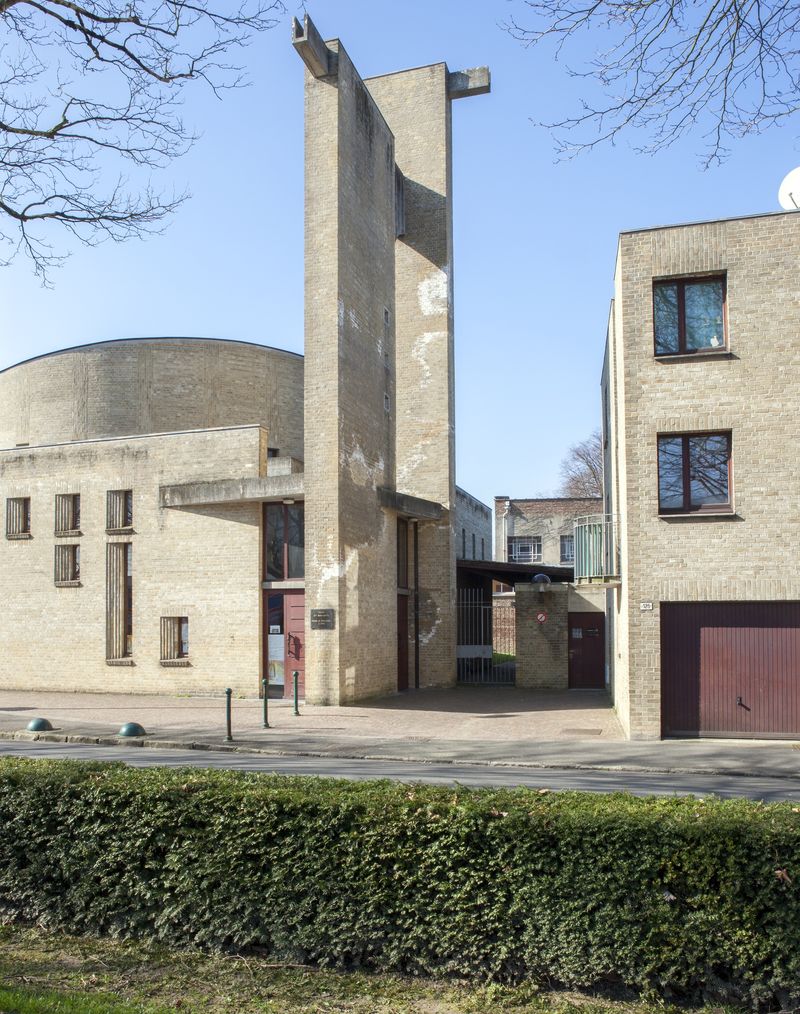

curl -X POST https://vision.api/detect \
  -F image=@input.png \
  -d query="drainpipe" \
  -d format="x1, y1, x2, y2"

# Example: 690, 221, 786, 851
501, 499, 510, 560
413, 520, 420, 689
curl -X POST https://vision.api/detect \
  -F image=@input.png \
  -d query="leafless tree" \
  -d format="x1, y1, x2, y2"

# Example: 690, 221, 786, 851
1, 0, 283, 280
559, 429, 603, 498
506, 0, 800, 164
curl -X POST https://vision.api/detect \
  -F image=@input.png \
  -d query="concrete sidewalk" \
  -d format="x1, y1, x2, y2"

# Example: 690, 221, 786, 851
0, 687, 798, 779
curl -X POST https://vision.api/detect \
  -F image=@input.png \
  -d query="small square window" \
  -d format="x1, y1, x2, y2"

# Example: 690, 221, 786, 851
107, 489, 134, 531
654, 276, 726, 355
6, 497, 31, 538
658, 432, 732, 514
54, 544, 80, 585
508, 536, 541, 563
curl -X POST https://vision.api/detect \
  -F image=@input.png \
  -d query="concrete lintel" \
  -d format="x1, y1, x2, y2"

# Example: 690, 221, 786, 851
160, 474, 304, 508
447, 66, 491, 100
292, 14, 335, 78
377, 487, 444, 520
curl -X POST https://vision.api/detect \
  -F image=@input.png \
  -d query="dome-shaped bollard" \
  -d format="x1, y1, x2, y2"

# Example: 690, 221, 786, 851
118, 722, 147, 738
26, 717, 53, 732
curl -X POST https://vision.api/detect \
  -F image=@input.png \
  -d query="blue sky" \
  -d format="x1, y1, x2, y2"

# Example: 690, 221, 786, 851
1, 0, 796, 511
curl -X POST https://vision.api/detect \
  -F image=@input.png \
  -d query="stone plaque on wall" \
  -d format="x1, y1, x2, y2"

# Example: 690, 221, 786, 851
310, 609, 336, 630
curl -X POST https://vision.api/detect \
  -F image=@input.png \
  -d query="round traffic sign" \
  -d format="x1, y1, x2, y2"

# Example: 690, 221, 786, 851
536, 611, 547, 624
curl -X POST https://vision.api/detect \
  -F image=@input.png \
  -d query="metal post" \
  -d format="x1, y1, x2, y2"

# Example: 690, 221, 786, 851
225, 687, 233, 742
293, 670, 300, 716
261, 677, 270, 729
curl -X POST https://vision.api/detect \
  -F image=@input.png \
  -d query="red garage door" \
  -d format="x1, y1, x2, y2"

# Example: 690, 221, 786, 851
661, 602, 800, 738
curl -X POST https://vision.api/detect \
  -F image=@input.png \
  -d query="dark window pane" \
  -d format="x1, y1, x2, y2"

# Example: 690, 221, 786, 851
124, 490, 133, 527
72, 494, 81, 530
267, 594, 284, 634
287, 505, 304, 579
179, 617, 189, 657
654, 284, 679, 354
689, 435, 729, 506
265, 504, 285, 580
685, 280, 724, 350
658, 437, 685, 510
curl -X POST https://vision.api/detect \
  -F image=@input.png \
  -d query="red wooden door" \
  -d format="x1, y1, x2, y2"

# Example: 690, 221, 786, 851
397, 594, 409, 691
284, 591, 305, 700
568, 612, 606, 689
661, 602, 800, 737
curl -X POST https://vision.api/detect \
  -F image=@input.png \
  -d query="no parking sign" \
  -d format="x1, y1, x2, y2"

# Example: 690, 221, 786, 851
536, 611, 547, 624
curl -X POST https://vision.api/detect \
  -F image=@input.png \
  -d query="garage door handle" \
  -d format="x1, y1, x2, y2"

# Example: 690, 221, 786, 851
737, 696, 751, 711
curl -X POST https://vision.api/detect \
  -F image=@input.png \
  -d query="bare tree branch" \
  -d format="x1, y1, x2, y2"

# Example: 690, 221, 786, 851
506, 0, 800, 163
558, 429, 603, 498
0, 0, 284, 281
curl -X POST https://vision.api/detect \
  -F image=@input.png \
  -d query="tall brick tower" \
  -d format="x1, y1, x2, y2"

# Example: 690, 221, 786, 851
294, 15, 489, 704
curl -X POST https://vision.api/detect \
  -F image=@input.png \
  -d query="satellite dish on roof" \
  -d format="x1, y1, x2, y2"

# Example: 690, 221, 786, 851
778, 167, 800, 210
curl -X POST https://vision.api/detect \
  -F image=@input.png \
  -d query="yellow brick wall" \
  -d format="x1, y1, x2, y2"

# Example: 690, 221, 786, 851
606, 212, 800, 738
0, 427, 265, 695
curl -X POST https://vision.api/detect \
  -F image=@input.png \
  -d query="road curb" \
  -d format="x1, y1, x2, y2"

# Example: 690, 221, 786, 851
0, 729, 798, 782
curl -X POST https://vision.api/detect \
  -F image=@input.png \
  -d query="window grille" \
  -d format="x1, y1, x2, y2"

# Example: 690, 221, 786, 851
107, 489, 133, 531
508, 536, 541, 563
54, 544, 80, 584
161, 616, 189, 662
6, 497, 31, 538
55, 493, 80, 534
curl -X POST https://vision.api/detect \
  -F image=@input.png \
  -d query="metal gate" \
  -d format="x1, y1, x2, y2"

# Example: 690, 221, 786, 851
457, 589, 516, 685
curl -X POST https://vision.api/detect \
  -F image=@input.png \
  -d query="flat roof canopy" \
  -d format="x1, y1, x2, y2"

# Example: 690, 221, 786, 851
457, 559, 572, 584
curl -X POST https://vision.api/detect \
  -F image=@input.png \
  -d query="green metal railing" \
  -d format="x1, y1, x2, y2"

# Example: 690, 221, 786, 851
573, 514, 620, 583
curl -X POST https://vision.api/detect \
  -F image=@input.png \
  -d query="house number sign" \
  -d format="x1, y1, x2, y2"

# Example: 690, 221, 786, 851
640, 601, 654, 611
536, 612, 547, 624
310, 609, 336, 630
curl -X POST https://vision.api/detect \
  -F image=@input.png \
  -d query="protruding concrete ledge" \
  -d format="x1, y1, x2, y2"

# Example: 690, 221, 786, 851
377, 487, 444, 520
448, 67, 491, 100
160, 474, 304, 508
292, 14, 336, 78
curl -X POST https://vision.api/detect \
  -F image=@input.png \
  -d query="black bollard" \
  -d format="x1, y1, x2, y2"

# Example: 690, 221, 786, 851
262, 677, 270, 729
225, 687, 233, 742
293, 670, 300, 716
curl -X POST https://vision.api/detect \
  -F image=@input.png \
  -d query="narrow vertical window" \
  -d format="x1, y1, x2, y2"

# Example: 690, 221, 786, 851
472, 533, 476, 559
287, 504, 305, 578
264, 503, 285, 581
54, 545, 80, 585
107, 490, 134, 531
125, 543, 133, 656
264, 503, 305, 580
106, 542, 132, 660
560, 534, 575, 564
481, 537, 485, 561
55, 493, 81, 534
161, 616, 190, 663
6, 497, 31, 538
462, 528, 466, 558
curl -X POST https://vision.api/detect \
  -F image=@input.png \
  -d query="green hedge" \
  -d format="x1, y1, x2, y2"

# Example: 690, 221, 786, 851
0, 759, 798, 1005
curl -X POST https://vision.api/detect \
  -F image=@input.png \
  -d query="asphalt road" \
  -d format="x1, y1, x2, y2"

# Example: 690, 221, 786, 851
1, 740, 798, 800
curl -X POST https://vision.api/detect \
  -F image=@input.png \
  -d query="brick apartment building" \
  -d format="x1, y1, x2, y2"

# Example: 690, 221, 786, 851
0, 16, 490, 705
598, 210, 800, 739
